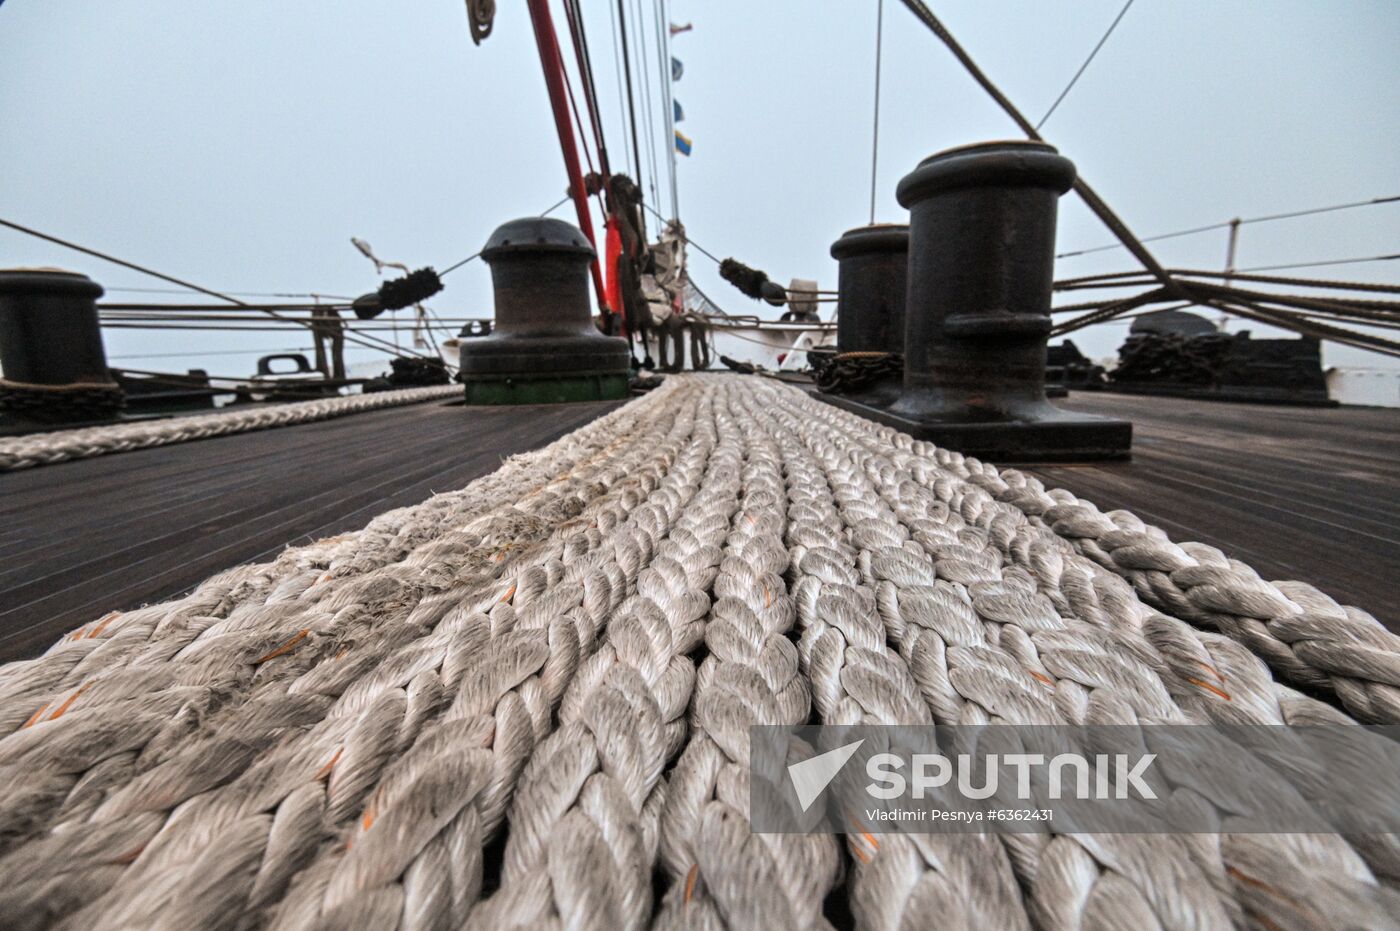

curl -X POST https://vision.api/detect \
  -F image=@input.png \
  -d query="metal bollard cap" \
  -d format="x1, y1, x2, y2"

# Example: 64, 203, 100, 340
830, 224, 910, 260
0, 268, 104, 298
896, 140, 1075, 207
481, 217, 595, 262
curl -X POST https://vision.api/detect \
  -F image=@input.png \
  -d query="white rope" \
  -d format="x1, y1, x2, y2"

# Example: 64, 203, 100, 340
0, 385, 462, 472
468, 386, 740, 929
988, 470, 1400, 723
755, 394, 1029, 930
0, 381, 694, 930
0, 375, 1396, 930
650, 388, 840, 929
773, 388, 1399, 926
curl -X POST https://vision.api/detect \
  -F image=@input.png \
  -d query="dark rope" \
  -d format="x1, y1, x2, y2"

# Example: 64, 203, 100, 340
719, 258, 788, 305
386, 356, 453, 387
377, 268, 443, 311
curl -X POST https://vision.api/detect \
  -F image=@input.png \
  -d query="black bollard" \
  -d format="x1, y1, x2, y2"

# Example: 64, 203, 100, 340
0, 268, 124, 427
459, 217, 630, 405
865, 141, 1130, 461
818, 223, 908, 409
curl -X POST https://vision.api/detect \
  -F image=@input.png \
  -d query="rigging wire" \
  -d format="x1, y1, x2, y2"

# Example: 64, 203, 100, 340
614, 0, 648, 225
1238, 254, 1400, 273
99, 323, 453, 332
108, 347, 316, 361
565, 0, 612, 184
1058, 266, 1400, 295
1035, 0, 1135, 131
98, 303, 352, 313
1058, 195, 1400, 259
894, 0, 1178, 290
550, 8, 605, 231
437, 252, 482, 277
631, 0, 662, 208
561, 0, 613, 226
104, 286, 355, 300
892, 0, 1400, 358
437, 194, 572, 278
869, 0, 885, 225
606, 0, 635, 179
0, 216, 433, 361
99, 312, 494, 324
562, 60, 600, 182
641, 200, 719, 262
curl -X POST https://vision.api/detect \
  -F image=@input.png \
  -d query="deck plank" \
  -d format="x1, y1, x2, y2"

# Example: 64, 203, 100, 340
1, 398, 625, 660
3, 388, 1395, 662
1029, 393, 1399, 626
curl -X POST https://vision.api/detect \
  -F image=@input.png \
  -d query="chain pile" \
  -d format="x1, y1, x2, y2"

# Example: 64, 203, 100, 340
1, 375, 1397, 930
0, 385, 460, 472
1110, 332, 1236, 385
810, 351, 904, 394
0, 377, 125, 423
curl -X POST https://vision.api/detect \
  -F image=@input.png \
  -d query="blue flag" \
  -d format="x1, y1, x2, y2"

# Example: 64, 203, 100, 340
673, 99, 684, 123
674, 129, 693, 156
671, 56, 684, 81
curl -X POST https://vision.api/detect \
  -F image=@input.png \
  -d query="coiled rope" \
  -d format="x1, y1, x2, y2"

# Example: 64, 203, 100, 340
1, 375, 1397, 929
0, 385, 460, 472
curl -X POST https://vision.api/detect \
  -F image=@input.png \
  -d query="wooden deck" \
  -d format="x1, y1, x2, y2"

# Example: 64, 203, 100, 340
1031, 392, 1398, 628
2, 388, 1395, 662
0, 398, 626, 662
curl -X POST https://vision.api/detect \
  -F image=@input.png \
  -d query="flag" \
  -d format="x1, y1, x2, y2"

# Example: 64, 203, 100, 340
671, 56, 683, 81
670, 22, 693, 36
674, 129, 693, 156
673, 99, 684, 123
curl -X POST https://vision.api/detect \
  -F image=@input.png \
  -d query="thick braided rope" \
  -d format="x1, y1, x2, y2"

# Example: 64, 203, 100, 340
0, 384, 461, 472
0, 382, 677, 731
778, 385, 1400, 926
799, 387, 1400, 724
0, 374, 1395, 929
0, 381, 703, 928
256, 394, 719, 930
465, 385, 738, 930
744, 391, 1032, 931
764, 393, 1236, 930
651, 384, 841, 930
972, 460, 1399, 723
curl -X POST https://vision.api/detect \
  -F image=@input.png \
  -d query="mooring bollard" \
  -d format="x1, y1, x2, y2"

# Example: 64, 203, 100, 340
0, 268, 124, 427
818, 223, 908, 409
863, 141, 1130, 460
459, 217, 630, 405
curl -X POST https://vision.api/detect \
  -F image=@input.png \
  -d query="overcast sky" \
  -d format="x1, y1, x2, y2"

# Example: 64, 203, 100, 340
2, 0, 1397, 374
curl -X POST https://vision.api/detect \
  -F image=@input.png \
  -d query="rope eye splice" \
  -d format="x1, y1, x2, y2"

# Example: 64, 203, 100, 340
351, 267, 444, 320
719, 257, 789, 306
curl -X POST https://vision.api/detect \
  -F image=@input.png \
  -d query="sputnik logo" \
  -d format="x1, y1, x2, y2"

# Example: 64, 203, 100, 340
788, 739, 865, 812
